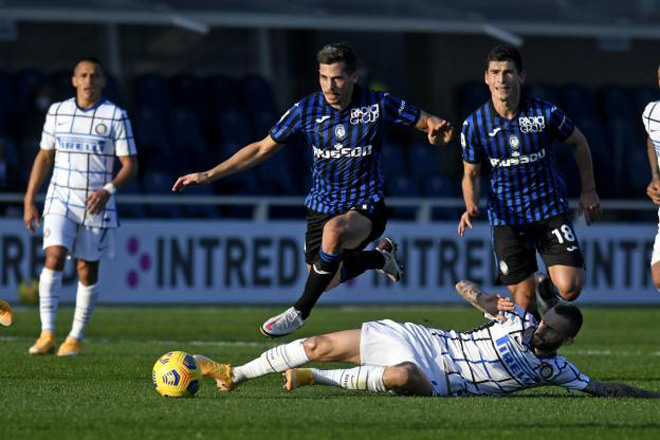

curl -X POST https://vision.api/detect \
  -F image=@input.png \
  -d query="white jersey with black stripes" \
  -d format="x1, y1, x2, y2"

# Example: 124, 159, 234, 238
39, 98, 137, 229
432, 305, 590, 396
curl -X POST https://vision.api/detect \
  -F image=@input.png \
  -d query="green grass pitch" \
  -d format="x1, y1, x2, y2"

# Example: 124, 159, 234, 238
1, 305, 659, 440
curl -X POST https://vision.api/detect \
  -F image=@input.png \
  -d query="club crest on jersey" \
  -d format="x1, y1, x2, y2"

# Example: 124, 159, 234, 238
95, 123, 108, 135
350, 104, 380, 125
518, 116, 545, 133
335, 124, 346, 140
540, 363, 553, 380
499, 260, 509, 275
509, 134, 520, 157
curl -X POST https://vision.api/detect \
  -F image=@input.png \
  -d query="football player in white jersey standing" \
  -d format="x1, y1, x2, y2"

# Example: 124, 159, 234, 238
643, 64, 660, 291
23, 57, 138, 356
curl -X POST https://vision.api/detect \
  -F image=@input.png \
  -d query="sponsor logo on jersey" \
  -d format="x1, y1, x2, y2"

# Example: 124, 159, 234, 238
350, 104, 379, 125
312, 144, 373, 159
316, 115, 330, 124
488, 127, 503, 137
490, 148, 546, 167
495, 335, 535, 383
58, 136, 106, 154
335, 124, 346, 140
518, 116, 545, 133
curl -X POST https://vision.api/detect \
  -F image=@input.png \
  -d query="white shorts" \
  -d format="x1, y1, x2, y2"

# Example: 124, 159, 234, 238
360, 319, 449, 396
652, 208, 660, 266
42, 215, 116, 261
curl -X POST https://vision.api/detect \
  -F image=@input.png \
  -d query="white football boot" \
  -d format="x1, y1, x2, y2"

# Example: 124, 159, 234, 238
260, 307, 306, 338
375, 237, 404, 282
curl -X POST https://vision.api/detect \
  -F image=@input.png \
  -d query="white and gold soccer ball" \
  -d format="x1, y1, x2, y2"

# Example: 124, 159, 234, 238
152, 351, 201, 398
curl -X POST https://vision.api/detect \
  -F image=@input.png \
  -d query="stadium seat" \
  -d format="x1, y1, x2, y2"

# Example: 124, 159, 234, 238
386, 174, 418, 219
132, 107, 173, 156
1, 137, 23, 190
205, 75, 242, 113
240, 75, 277, 113
257, 150, 295, 195
133, 73, 170, 112
104, 75, 124, 107
217, 141, 260, 195
170, 74, 204, 111
141, 171, 183, 218
420, 173, 461, 220
168, 108, 207, 155
13, 69, 45, 118
527, 83, 559, 104
573, 118, 614, 198
600, 85, 635, 122
554, 144, 581, 199
217, 108, 252, 145
49, 71, 73, 102
116, 179, 147, 219
408, 143, 440, 182
381, 142, 408, 177
0, 72, 13, 113
559, 84, 596, 120
457, 82, 490, 119
250, 109, 278, 140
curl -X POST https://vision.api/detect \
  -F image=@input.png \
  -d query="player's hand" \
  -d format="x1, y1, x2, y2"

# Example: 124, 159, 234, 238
172, 172, 210, 192
86, 189, 111, 215
578, 189, 602, 225
427, 119, 454, 146
647, 180, 660, 204
457, 207, 479, 237
23, 203, 41, 233
484, 295, 515, 320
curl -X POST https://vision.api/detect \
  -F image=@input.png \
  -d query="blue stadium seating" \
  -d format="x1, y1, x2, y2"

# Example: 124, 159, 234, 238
104, 75, 124, 107
0, 72, 13, 113
457, 82, 490, 118
141, 171, 183, 218
240, 75, 276, 113
559, 83, 597, 120
133, 74, 170, 112
632, 86, 660, 117
381, 142, 408, 177
13, 69, 45, 115
527, 83, 559, 104
601, 85, 635, 122
408, 143, 440, 182
386, 174, 418, 219
257, 150, 295, 195
132, 107, 172, 154
49, 71, 73, 102
205, 75, 241, 113
170, 74, 204, 111
217, 108, 252, 145
116, 179, 147, 219
168, 108, 207, 154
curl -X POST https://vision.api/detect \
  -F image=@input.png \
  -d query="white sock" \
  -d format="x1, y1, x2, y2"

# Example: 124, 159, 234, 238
310, 366, 387, 392
233, 339, 309, 383
39, 268, 63, 333
67, 282, 99, 341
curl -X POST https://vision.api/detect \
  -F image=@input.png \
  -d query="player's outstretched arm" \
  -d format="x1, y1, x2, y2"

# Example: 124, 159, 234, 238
582, 380, 660, 398
23, 149, 55, 232
455, 280, 514, 318
564, 126, 602, 224
415, 111, 454, 146
458, 162, 480, 237
172, 135, 283, 192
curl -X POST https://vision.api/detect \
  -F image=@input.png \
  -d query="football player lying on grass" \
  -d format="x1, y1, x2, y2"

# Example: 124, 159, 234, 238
193, 281, 660, 398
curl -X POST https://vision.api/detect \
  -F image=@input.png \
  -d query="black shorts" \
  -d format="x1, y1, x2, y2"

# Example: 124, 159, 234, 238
304, 200, 387, 265
492, 214, 585, 285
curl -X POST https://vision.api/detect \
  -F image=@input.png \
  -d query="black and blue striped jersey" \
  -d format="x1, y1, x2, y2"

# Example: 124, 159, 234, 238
270, 85, 420, 215
461, 97, 575, 226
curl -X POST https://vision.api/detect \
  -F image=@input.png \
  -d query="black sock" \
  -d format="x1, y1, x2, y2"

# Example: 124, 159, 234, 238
340, 250, 386, 283
293, 250, 343, 319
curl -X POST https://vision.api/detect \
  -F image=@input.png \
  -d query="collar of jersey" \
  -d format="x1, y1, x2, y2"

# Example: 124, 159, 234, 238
487, 95, 528, 122
73, 97, 106, 113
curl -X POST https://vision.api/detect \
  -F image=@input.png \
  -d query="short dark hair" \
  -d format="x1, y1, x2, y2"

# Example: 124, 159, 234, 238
485, 44, 524, 73
317, 42, 357, 74
553, 304, 583, 338
73, 57, 105, 75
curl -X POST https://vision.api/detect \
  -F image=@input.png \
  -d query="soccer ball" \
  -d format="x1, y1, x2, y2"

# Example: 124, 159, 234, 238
152, 351, 201, 398
18, 278, 39, 305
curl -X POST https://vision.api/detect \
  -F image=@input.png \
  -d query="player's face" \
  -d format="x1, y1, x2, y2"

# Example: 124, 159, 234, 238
319, 62, 357, 110
485, 61, 525, 104
532, 309, 572, 351
72, 61, 106, 105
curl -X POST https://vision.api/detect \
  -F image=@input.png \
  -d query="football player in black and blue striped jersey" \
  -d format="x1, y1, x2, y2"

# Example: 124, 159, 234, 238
173, 42, 454, 337
458, 45, 602, 313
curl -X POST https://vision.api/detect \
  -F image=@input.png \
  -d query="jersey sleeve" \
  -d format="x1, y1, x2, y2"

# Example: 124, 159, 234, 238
544, 356, 590, 391
39, 104, 58, 150
269, 102, 303, 144
642, 102, 660, 136
547, 104, 575, 142
496, 305, 538, 332
381, 92, 421, 127
461, 119, 482, 164
113, 109, 137, 156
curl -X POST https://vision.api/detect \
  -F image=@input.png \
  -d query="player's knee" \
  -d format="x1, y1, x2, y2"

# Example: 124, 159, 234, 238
44, 254, 65, 271
302, 336, 332, 361
554, 278, 582, 301
383, 362, 421, 389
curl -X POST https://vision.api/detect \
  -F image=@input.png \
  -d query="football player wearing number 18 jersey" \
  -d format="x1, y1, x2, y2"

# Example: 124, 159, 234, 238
458, 45, 602, 313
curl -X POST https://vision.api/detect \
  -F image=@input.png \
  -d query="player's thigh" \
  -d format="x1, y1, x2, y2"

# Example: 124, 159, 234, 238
304, 210, 333, 264
43, 215, 78, 270
492, 225, 537, 286
72, 227, 115, 263
536, 216, 584, 273
304, 329, 361, 364
322, 210, 372, 250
